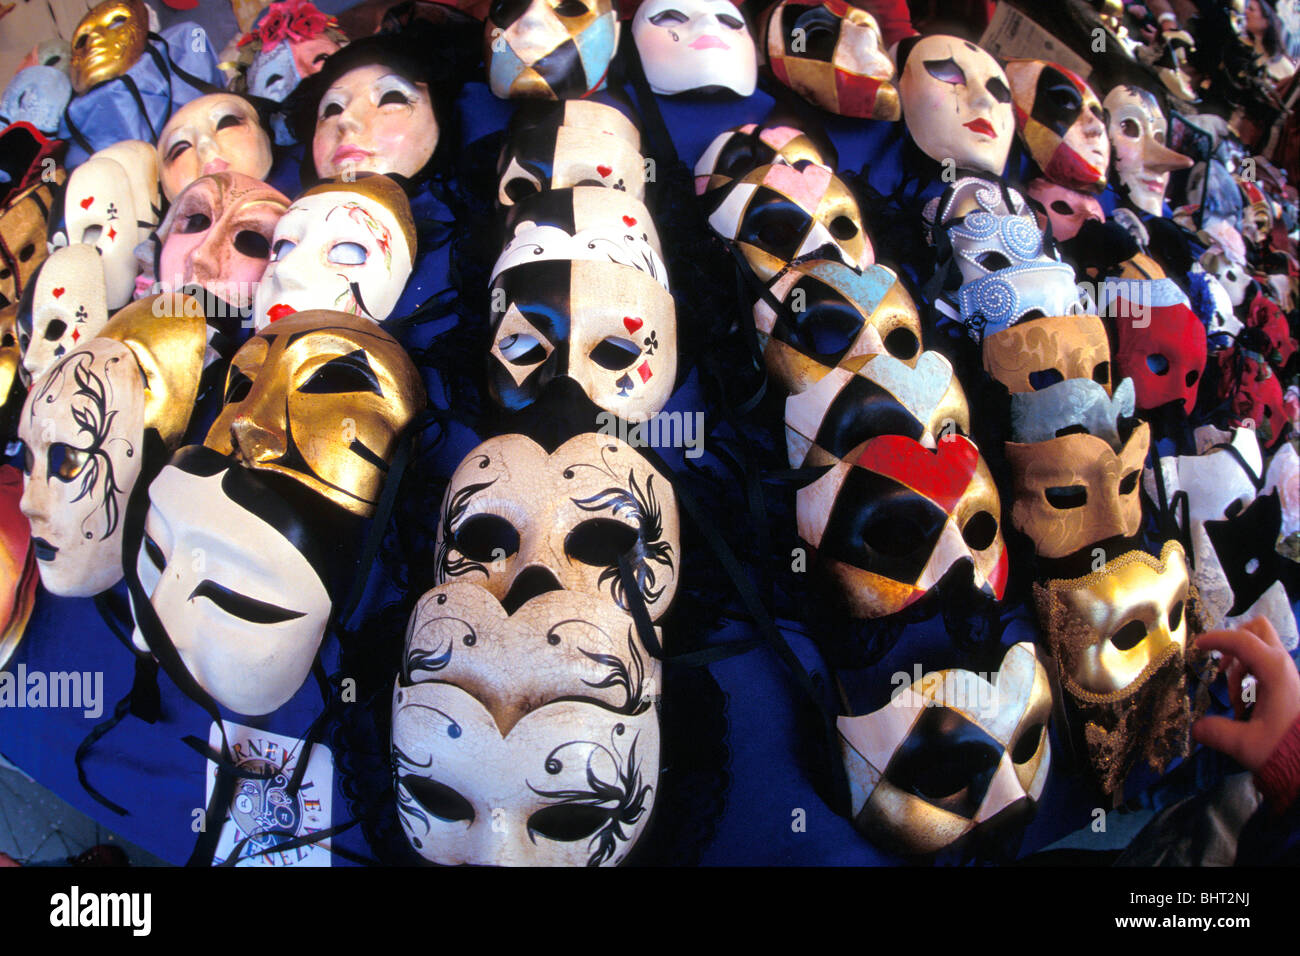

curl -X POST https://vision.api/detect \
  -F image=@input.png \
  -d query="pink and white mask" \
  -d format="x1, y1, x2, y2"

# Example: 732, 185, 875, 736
1103, 84, 1192, 217
632, 0, 757, 97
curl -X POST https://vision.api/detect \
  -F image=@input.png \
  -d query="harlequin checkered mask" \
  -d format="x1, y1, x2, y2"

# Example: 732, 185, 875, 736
838, 642, 1051, 858
797, 433, 1008, 619
762, 0, 899, 119
1032, 541, 1200, 795
707, 161, 872, 282
694, 123, 831, 198
485, 0, 621, 100
752, 261, 921, 393
633, 0, 756, 97
1005, 59, 1108, 192
392, 582, 660, 866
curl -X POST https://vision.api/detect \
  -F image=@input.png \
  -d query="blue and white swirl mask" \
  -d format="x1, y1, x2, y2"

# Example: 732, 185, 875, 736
955, 260, 1087, 342
945, 210, 1046, 285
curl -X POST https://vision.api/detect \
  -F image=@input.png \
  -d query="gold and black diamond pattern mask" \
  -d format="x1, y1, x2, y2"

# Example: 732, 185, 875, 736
204, 310, 426, 517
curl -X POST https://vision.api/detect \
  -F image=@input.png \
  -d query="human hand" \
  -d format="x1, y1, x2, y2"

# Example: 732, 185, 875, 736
1193, 616, 1300, 771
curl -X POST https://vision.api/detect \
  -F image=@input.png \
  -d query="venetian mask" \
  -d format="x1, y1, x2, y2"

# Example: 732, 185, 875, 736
0, 465, 37, 672
0, 306, 20, 409
252, 176, 416, 329
153, 173, 290, 309
133, 445, 338, 716
488, 259, 677, 422
897, 36, 1014, 176
435, 432, 680, 617
763, 0, 899, 120
784, 348, 970, 467
54, 140, 161, 311
392, 582, 660, 866
68, 0, 149, 95
1026, 178, 1103, 242
17, 244, 109, 385
1221, 352, 1286, 449
0, 178, 61, 312
633, 0, 756, 97
312, 64, 439, 180
156, 94, 274, 203
1203, 493, 1295, 647
242, 1, 344, 102
1103, 84, 1193, 217
1003, 420, 1150, 560
1201, 247, 1252, 308
1009, 377, 1136, 447
1104, 275, 1207, 415
1033, 540, 1199, 795
0, 66, 73, 135
1005, 59, 1108, 192
497, 115, 646, 206
982, 312, 1112, 395
205, 310, 425, 518
707, 161, 872, 282
753, 260, 922, 394
838, 642, 1051, 858
797, 433, 1008, 619
693, 123, 830, 198
485, 0, 621, 100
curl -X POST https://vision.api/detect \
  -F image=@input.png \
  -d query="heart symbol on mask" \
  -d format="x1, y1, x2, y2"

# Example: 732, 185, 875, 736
623, 316, 643, 333
52, 287, 65, 298
597, 165, 613, 178
622, 215, 636, 227
79, 196, 94, 209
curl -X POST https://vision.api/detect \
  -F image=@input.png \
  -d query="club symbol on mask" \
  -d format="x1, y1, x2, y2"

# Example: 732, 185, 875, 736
643, 331, 658, 355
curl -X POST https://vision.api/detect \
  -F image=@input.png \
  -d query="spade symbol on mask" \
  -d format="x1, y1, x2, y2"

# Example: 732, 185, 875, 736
616, 373, 634, 396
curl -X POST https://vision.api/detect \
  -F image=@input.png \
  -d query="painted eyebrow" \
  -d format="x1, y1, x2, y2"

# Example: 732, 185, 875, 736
189, 579, 307, 624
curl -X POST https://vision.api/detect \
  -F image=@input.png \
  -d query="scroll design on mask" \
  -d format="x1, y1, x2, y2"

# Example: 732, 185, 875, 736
574, 628, 651, 716
434, 455, 497, 583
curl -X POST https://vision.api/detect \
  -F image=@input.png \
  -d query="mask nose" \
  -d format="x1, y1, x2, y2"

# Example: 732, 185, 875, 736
229, 393, 288, 463
1142, 137, 1193, 173
501, 565, 563, 614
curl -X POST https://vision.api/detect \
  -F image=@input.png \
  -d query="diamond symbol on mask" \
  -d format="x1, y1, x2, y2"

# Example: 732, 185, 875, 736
71, 328, 80, 343
107, 226, 117, 241
643, 331, 658, 355
616, 373, 634, 395
637, 361, 652, 383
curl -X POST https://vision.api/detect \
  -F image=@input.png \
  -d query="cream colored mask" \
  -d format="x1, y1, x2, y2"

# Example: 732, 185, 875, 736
392, 582, 660, 866
156, 94, 273, 203
18, 295, 206, 597
17, 244, 109, 385
838, 642, 1051, 858
1104, 84, 1193, 217
252, 176, 417, 330
898, 36, 1014, 176
54, 140, 161, 310
633, 0, 756, 97
497, 117, 646, 207
312, 64, 439, 181
69, 0, 149, 94
435, 432, 680, 618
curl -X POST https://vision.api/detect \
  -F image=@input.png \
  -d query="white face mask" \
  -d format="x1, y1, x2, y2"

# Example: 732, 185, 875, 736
133, 454, 333, 716
1104, 84, 1192, 217
156, 94, 273, 203
253, 190, 413, 330
632, 0, 757, 97
392, 582, 660, 866
18, 339, 144, 596
54, 140, 160, 310
18, 244, 109, 385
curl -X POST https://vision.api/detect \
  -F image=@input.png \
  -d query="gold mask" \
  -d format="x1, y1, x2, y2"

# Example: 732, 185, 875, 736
70, 0, 150, 95
0, 306, 20, 411
0, 179, 62, 313
1003, 422, 1149, 560
982, 313, 1111, 395
97, 294, 208, 449
204, 310, 426, 517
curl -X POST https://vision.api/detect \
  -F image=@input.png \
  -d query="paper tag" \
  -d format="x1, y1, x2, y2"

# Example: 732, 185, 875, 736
980, 3, 1093, 79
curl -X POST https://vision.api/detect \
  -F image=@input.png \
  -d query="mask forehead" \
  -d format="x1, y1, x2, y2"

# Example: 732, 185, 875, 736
486, 0, 619, 99
498, 123, 646, 206
69, 0, 148, 94
204, 311, 425, 517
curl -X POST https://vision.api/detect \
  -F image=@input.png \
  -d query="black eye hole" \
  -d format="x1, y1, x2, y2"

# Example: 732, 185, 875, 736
1050, 200, 1075, 216
264, 72, 284, 87
0, 268, 10, 281
574, 178, 604, 187
1092, 361, 1109, 386
1185, 368, 1199, 387
1, 333, 14, 348
566, 518, 639, 567
109, 13, 128, 26
884, 327, 919, 360
216, 113, 244, 131
299, 350, 383, 396
20, 442, 32, 476
554, 0, 589, 16
718, 13, 744, 28
986, 77, 1011, 103
313, 53, 329, 66
17, 243, 35, 262
1028, 368, 1065, 390
1168, 600, 1184, 631
81, 224, 103, 244
528, 804, 611, 842
1146, 354, 1170, 375
588, 336, 641, 371
924, 57, 966, 85
498, 332, 547, 366
75, 33, 89, 50
828, 215, 858, 240
379, 90, 411, 107
1120, 118, 1140, 138
402, 776, 475, 824
1111, 619, 1148, 652
233, 230, 270, 259
144, 534, 166, 572
166, 140, 192, 162
190, 580, 305, 624
1046, 84, 1081, 114
453, 513, 520, 563
178, 213, 211, 234
322, 102, 343, 119
48, 442, 89, 481
44, 318, 67, 341
1045, 485, 1087, 509
962, 511, 998, 551
1090, 104, 1104, 122
1119, 470, 1139, 495
649, 8, 689, 25
1011, 723, 1044, 764
907, 737, 999, 801
224, 367, 253, 404
504, 177, 540, 203
976, 251, 1011, 271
